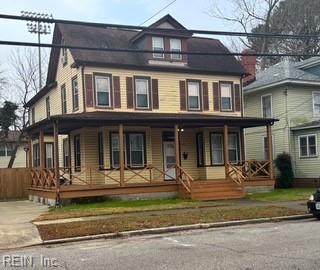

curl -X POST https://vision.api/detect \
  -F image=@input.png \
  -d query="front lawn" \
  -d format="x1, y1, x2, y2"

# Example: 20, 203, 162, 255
246, 188, 315, 202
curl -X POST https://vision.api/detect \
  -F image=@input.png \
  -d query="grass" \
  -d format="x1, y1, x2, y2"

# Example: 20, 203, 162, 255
246, 188, 315, 202
37, 206, 305, 241
35, 198, 231, 221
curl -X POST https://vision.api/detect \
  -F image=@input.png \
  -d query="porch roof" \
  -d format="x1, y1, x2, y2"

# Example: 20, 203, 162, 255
25, 111, 277, 135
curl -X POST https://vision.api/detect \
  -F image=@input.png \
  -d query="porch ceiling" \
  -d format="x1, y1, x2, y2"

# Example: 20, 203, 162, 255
25, 111, 277, 135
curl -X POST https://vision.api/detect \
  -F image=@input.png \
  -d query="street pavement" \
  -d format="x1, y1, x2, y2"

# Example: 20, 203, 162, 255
0, 219, 319, 270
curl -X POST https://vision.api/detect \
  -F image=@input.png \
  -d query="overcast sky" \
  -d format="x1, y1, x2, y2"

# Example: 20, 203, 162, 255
0, 0, 237, 80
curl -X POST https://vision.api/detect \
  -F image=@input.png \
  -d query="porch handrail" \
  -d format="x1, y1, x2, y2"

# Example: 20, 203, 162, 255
175, 164, 194, 194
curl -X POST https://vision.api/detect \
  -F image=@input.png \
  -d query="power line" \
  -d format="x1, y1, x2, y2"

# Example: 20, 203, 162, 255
139, 0, 177, 26
1, 13, 320, 40
1, 39, 320, 57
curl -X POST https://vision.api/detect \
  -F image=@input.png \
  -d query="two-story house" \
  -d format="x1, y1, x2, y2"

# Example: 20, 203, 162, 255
244, 56, 320, 187
25, 15, 275, 205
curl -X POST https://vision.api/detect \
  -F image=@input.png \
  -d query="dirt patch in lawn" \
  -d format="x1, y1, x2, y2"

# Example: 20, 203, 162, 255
37, 206, 304, 241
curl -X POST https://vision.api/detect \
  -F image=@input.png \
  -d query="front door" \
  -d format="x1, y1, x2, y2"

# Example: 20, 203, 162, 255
163, 141, 176, 180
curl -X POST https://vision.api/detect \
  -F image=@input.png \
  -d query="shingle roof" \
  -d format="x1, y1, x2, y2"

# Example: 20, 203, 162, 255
244, 57, 320, 92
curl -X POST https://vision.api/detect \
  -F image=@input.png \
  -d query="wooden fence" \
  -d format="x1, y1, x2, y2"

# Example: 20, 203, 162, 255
0, 168, 31, 200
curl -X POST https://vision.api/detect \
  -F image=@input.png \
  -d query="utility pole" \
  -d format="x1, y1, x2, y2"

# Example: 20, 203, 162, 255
21, 11, 53, 91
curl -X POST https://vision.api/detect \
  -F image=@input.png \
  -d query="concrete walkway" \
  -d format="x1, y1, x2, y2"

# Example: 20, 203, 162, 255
0, 200, 48, 250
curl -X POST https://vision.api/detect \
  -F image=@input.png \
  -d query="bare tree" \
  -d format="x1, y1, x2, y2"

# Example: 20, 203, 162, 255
6, 47, 48, 168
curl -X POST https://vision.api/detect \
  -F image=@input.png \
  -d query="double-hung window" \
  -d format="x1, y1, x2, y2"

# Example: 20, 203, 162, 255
170, 39, 182, 60
95, 75, 112, 107
33, 143, 40, 167
188, 81, 201, 110
111, 133, 121, 168
74, 135, 81, 171
228, 134, 239, 164
299, 134, 317, 158
152, 37, 164, 58
72, 77, 79, 111
45, 143, 54, 168
46, 96, 50, 118
220, 83, 233, 111
129, 134, 145, 168
62, 138, 70, 168
211, 133, 239, 165
135, 78, 150, 109
0, 143, 13, 157
261, 94, 272, 118
61, 84, 67, 114
313, 92, 320, 115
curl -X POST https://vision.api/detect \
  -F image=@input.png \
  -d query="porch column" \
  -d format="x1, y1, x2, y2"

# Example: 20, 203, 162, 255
53, 121, 60, 189
223, 124, 229, 178
266, 125, 274, 180
174, 124, 180, 180
39, 129, 45, 168
119, 124, 125, 187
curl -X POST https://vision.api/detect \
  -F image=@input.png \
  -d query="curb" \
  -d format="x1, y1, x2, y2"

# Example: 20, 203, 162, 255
42, 214, 313, 245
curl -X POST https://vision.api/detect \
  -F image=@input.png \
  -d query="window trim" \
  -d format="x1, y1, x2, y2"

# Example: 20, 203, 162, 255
62, 138, 70, 169
170, 38, 182, 61
298, 134, 318, 158
187, 80, 202, 111
219, 81, 234, 112
152, 36, 165, 59
261, 93, 273, 118
72, 76, 79, 112
32, 143, 40, 168
74, 134, 81, 171
196, 132, 205, 167
93, 73, 113, 108
44, 142, 54, 168
46, 96, 50, 118
312, 91, 320, 116
61, 84, 67, 114
134, 76, 152, 110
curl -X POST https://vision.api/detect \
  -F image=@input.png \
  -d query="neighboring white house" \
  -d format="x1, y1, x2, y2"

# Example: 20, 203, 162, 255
244, 57, 320, 187
0, 131, 27, 168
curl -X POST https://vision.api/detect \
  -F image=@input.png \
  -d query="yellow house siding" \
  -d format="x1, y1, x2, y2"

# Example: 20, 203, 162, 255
0, 146, 26, 168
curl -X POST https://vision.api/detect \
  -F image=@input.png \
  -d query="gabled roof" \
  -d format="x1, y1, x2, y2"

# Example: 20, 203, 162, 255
244, 57, 320, 93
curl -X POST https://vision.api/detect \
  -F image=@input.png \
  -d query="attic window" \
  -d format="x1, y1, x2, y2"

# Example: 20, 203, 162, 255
170, 39, 182, 60
152, 37, 164, 59
61, 39, 68, 65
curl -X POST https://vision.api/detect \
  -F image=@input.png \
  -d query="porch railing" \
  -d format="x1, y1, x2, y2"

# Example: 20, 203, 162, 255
175, 164, 194, 194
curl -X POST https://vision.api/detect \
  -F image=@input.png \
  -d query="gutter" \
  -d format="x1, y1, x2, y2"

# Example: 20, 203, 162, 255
291, 125, 320, 131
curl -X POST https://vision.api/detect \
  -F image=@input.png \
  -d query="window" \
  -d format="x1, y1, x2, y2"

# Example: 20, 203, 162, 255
152, 37, 164, 58
31, 107, 35, 124
61, 84, 67, 114
261, 94, 272, 118
74, 135, 81, 171
61, 38, 68, 65
196, 133, 204, 167
170, 39, 182, 60
0, 143, 13, 157
220, 83, 233, 111
63, 138, 70, 168
313, 92, 320, 115
263, 136, 275, 160
98, 132, 104, 169
299, 134, 317, 158
95, 75, 112, 107
33, 143, 40, 167
45, 143, 54, 168
110, 132, 146, 168
210, 133, 240, 165
46, 96, 50, 118
188, 81, 201, 110
135, 78, 150, 109
72, 77, 79, 111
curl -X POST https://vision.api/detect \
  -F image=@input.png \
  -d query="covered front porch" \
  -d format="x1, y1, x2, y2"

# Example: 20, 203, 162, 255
26, 112, 276, 204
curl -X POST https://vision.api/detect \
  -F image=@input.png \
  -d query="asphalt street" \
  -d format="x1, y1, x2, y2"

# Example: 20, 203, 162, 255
0, 219, 319, 270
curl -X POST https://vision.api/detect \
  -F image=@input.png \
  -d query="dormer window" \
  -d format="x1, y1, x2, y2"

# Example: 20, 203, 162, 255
170, 39, 182, 60
61, 38, 68, 66
152, 37, 164, 58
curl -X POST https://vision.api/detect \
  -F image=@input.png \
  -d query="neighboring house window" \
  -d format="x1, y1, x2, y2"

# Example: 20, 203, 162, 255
31, 107, 35, 124
313, 92, 320, 115
61, 84, 67, 114
110, 132, 146, 168
210, 133, 239, 165
135, 78, 150, 109
72, 77, 79, 111
152, 37, 164, 58
261, 94, 272, 118
98, 132, 104, 169
196, 133, 204, 167
95, 75, 112, 107
220, 83, 233, 111
263, 136, 275, 160
170, 39, 182, 60
0, 143, 13, 157
45, 143, 54, 168
33, 143, 40, 167
46, 96, 50, 118
62, 138, 69, 168
187, 81, 201, 111
61, 38, 68, 65
299, 134, 317, 158
74, 135, 81, 171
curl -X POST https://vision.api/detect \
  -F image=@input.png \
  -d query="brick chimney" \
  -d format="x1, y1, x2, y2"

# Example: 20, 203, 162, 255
241, 49, 256, 86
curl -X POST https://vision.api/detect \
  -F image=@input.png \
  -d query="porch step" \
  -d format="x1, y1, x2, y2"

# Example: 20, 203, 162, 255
179, 180, 245, 201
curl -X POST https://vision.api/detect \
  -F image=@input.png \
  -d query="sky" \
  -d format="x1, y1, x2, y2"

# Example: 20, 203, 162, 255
0, 0, 239, 82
